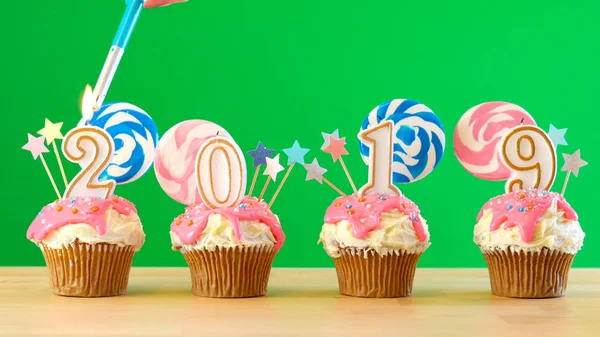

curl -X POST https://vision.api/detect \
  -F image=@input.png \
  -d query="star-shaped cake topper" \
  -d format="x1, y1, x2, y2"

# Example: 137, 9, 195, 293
321, 129, 340, 150
304, 158, 327, 184
283, 140, 309, 165
548, 124, 568, 148
323, 135, 348, 162
562, 150, 588, 177
248, 141, 274, 168
37, 119, 64, 144
22, 134, 49, 160
264, 154, 285, 182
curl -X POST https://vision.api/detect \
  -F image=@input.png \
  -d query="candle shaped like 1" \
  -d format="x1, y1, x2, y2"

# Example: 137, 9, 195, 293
500, 125, 557, 193
358, 121, 402, 196
90, 0, 144, 115
196, 136, 247, 209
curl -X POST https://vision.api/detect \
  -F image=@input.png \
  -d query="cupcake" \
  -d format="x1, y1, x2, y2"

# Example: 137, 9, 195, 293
27, 196, 145, 297
319, 193, 431, 298
170, 196, 285, 298
474, 188, 584, 298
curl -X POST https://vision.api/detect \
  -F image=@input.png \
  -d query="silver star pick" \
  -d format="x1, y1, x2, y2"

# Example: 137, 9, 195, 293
562, 150, 588, 177
320, 130, 340, 150
304, 158, 327, 184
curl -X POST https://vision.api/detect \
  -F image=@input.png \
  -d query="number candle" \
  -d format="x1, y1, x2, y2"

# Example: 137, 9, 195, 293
500, 125, 557, 193
195, 136, 247, 209
62, 127, 116, 199
358, 121, 401, 196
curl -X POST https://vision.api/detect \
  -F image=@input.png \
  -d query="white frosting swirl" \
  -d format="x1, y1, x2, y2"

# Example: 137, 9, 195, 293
319, 209, 431, 258
474, 199, 585, 254
36, 208, 145, 251
170, 214, 276, 252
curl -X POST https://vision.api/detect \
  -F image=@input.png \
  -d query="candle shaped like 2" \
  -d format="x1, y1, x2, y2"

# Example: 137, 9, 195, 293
90, 0, 144, 115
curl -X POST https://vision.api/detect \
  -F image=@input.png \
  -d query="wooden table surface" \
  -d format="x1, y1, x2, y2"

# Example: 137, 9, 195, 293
0, 268, 598, 337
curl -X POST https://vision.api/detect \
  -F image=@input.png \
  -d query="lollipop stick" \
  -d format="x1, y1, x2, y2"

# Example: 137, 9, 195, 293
258, 176, 272, 201
339, 157, 357, 193
323, 177, 346, 196
561, 171, 571, 195
52, 141, 68, 188
247, 166, 260, 197
268, 163, 295, 208
40, 154, 61, 199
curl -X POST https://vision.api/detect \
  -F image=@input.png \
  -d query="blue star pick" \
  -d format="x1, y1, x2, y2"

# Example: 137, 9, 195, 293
247, 141, 274, 168
547, 124, 568, 148
283, 140, 310, 165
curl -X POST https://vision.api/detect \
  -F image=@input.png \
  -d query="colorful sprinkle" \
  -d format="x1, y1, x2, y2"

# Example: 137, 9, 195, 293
379, 196, 387, 201
112, 197, 119, 203
187, 220, 194, 226
176, 220, 181, 226
335, 202, 342, 207
507, 205, 513, 211
92, 206, 99, 212
518, 207, 525, 212
56, 206, 63, 212
348, 209, 355, 215
72, 208, 79, 214
240, 204, 247, 209
345, 204, 352, 209
69, 199, 76, 204
359, 198, 366, 202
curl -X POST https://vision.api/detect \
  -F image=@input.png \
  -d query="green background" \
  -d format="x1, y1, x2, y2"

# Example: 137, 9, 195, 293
1, 1, 598, 267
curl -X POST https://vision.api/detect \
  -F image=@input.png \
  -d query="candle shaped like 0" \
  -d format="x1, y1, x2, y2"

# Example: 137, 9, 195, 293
358, 121, 401, 196
500, 125, 557, 193
195, 136, 247, 209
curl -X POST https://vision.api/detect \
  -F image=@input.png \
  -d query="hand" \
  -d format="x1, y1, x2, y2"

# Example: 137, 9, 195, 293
144, 0, 187, 8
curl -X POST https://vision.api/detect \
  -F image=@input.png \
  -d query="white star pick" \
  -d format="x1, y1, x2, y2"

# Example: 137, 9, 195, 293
304, 158, 327, 184
562, 150, 588, 177
263, 154, 285, 182
320, 129, 340, 150
548, 124, 568, 148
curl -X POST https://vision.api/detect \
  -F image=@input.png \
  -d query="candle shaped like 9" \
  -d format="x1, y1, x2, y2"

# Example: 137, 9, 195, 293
500, 125, 557, 193
195, 136, 247, 209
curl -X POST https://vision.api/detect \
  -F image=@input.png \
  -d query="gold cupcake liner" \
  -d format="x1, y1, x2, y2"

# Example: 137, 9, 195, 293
181, 245, 276, 298
481, 247, 575, 298
332, 248, 422, 298
40, 242, 135, 297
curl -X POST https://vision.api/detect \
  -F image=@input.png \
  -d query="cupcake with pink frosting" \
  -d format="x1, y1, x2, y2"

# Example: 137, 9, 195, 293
169, 196, 285, 298
474, 188, 584, 298
27, 196, 145, 297
319, 194, 431, 298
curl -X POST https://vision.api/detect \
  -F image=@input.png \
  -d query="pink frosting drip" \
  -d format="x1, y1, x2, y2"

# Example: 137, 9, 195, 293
477, 189, 578, 243
323, 194, 427, 242
170, 196, 286, 252
27, 196, 137, 241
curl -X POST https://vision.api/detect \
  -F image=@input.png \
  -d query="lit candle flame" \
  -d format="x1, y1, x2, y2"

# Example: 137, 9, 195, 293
81, 85, 95, 119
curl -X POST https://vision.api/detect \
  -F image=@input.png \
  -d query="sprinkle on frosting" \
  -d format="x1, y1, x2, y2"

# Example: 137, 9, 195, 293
170, 196, 286, 252
477, 188, 578, 243
324, 194, 427, 242
27, 196, 137, 241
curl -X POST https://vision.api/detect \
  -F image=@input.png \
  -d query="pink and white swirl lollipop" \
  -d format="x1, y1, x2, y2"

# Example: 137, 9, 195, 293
154, 120, 231, 205
454, 102, 536, 180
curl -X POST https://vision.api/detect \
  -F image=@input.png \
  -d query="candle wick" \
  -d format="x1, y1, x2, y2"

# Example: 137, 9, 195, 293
216, 131, 220, 136
521, 118, 524, 125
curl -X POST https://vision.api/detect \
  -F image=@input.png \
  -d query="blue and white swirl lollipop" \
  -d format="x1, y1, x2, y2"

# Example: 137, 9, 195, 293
359, 99, 445, 183
79, 102, 159, 184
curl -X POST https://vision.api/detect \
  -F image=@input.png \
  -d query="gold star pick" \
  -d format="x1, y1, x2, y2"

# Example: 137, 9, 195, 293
37, 119, 64, 144
37, 118, 68, 188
